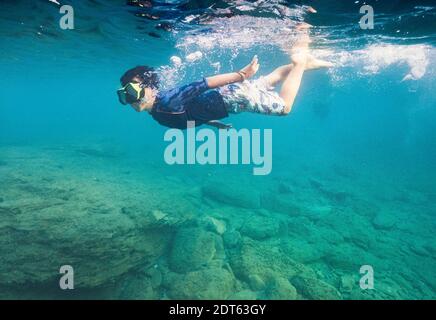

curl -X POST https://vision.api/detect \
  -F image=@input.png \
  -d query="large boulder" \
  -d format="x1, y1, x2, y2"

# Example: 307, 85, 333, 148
228, 237, 314, 285
372, 212, 397, 230
202, 181, 260, 209
165, 267, 235, 300
169, 226, 223, 273
291, 276, 342, 300
264, 276, 298, 300
260, 192, 301, 216
240, 216, 281, 240
0, 160, 185, 289
0, 199, 172, 288
281, 239, 327, 264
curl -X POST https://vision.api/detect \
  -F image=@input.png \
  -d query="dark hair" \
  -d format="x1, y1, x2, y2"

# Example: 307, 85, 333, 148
120, 65, 159, 89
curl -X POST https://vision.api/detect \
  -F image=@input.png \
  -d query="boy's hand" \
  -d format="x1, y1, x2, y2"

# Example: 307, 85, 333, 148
240, 55, 260, 79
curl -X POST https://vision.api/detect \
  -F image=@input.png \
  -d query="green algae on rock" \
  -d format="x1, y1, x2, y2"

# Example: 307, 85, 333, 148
169, 226, 223, 273
165, 267, 235, 299
202, 181, 261, 209
264, 276, 298, 300
240, 215, 281, 240
228, 237, 316, 286
291, 276, 342, 300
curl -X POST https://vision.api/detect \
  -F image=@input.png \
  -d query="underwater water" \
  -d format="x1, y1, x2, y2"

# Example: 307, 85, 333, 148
0, 0, 435, 300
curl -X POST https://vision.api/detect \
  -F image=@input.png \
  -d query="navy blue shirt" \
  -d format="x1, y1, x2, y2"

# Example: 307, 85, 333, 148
151, 78, 228, 129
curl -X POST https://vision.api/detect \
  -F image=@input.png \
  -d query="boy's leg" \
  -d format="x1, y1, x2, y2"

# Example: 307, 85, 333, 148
279, 35, 311, 114
264, 56, 334, 88
264, 64, 293, 88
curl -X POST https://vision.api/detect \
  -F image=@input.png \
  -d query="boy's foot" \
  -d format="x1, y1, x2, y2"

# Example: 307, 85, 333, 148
306, 54, 334, 70
306, 6, 317, 13
296, 22, 312, 30
290, 34, 310, 66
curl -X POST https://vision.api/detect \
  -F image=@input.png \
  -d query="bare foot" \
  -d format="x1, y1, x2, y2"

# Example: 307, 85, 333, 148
306, 54, 334, 70
289, 34, 311, 65
306, 6, 317, 14
296, 22, 313, 30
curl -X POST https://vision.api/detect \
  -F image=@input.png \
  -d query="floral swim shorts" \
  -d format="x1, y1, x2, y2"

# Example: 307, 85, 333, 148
219, 77, 286, 116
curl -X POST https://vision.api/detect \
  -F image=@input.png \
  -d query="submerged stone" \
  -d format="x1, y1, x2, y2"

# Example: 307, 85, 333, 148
265, 276, 298, 300
240, 216, 280, 240
119, 273, 158, 300
0, 201, 172, 287
203, 216, 226, 235
228, 238, 314, 286
372, 213, 397, 230
260, 192, 301, 216
228, 290, 257, 300
223, 230, 242, 249
202, 181, 260, 209
281, 239, 326, 263
169, 227, 221, 273
323, 244, 372, 271
248, 274, 266, 291
339, 274, 355, 293
291, 276, 342, 300
166, 267, 235, 299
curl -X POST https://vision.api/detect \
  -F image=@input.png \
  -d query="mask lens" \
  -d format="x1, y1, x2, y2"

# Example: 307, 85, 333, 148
117, 88, 128, 105
117, 82, 144, 105
125, 83, 142, 100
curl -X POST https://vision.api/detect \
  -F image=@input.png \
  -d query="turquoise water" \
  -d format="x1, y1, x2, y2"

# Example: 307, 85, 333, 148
0, 0, 435, 299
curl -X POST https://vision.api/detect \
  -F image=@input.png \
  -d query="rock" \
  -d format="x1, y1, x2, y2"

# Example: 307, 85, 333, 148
169, 227, 221, 273
260, 192, 301, 215
317, 227, 344, 245
423, 242, 436, 256
281, 239, 326, 263
240, 216, 280, 240
0, 145, 196, 292
119, 273, 158, 300
0, 200, 172, 287
229, 290, 257, 300
304, 205, 332, 222
291, 276, 342, 300
146, 266, 163, 289
202, 181, 260, 209
265, 277, 297, 300
339, 275, 355, 293
287, 217, 318, 240
323, 244, 372, 272
204, 216, 226, 235
278, 182, 292, 194
372, 213, 397, 230
228, 238, 314, 286
152, 209, 167, 221
408, 242, 429, 257
248, 274, 266, 291
223, 230, 242, 248
166, 267, 235, 300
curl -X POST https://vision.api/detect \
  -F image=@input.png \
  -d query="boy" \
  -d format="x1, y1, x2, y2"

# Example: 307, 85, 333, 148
117, 35, 332, 129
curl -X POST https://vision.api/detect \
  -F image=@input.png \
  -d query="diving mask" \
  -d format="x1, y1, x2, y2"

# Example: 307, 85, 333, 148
117, 82, 145, 105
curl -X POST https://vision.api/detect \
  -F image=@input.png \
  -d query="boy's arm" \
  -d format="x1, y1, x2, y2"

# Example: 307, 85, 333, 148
206, 56, 259, 88
156, 56, 260, 112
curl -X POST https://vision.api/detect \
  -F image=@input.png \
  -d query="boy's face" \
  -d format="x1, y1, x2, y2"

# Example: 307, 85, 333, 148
129, 75, 155, 112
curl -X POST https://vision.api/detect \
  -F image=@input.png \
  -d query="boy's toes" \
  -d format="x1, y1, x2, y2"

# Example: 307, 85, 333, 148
306, 6, 317, 13
296, 22, 313, 30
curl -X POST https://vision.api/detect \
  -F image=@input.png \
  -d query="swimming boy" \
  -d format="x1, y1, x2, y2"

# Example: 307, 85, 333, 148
117, 35, 332, 129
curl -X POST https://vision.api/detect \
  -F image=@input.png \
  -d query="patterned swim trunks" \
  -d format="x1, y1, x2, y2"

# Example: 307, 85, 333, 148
219, 77, 286, 116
